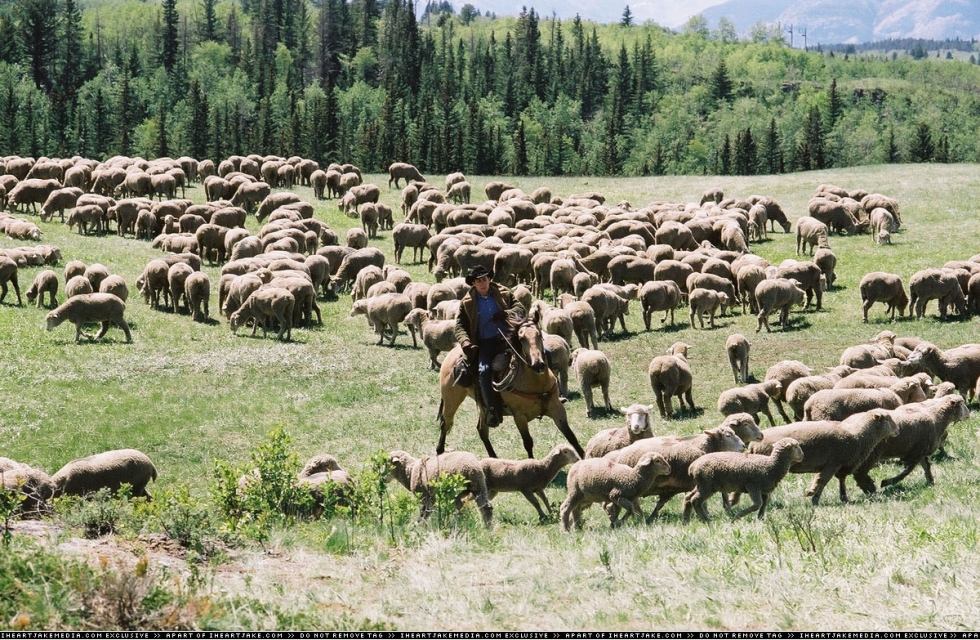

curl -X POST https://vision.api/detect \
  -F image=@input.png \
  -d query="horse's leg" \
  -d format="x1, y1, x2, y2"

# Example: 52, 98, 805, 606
437, 386, 470, 455
512, 413, 535, 458
477, 412, 499, 458
548, 402, 585, 459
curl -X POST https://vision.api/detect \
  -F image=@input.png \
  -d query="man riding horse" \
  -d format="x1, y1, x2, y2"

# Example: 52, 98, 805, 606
454, 265, 525, 427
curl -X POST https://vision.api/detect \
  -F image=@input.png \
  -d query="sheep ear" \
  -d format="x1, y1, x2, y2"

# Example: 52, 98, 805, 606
620, 406, 629, 415
645, 404, 655, 412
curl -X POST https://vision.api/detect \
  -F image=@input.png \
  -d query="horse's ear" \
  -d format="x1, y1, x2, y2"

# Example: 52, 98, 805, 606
527, 305, 540, 324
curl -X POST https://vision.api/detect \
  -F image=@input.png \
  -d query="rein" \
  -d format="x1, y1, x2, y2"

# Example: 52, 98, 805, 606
497, 323, 530, 368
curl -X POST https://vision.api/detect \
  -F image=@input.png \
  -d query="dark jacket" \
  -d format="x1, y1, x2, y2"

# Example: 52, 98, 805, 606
454, 282, 524, 346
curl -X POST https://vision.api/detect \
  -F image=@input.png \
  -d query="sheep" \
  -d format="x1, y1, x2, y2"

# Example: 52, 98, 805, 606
45, 293, 132, 343
795, 216, 830, 256
65, 274, 94, 298
763, 361, 813, 423
543, 332, 571, 398
0, 459, 55, 515
559, 451, 672, 530
570, 348, 613, 419
0, 256, 22, 306
859, 272, 908, 322
135, 259, 172, 309
683, 437, 804, 522
24, 269, 58, 309
745, 410, 899, 505
480, 444, 580, 522
348, 292, 414, 347
802, 383, 914, 421
584, 404, 656, 458
717, 380, 782, 427
648, 342, 694, 420
184, 271, 211, 321
755, 278, 805, 332
726, 333, 750, 384
229, 287, 295, 341
688, 289, 729, 329
839, 329, 897, 368
877, 229, 892, 245
814, 247, 837, 289
345, 227, 368, 249
581, 285, 630, 338
639, 280, 681, 330
98, 274, 129, 303
404, 308, 455, 370
392, 222, 431, 264
386, 450, 493, 527
906, 341, 980, 400
775, 261, 825, 310
296, 454, 355, 512
735, 264, 767, 314
909, 268, 966, 320
168, 262, 194, 314
784, 365, 857, 421
852, 394, 969, 494
51, 449, 158, 499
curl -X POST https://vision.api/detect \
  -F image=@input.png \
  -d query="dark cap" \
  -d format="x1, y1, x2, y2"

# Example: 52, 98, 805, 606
465, 265, 494, 286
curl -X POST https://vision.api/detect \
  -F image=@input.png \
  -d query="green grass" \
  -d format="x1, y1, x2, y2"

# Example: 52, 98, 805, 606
3, 163, 980, 630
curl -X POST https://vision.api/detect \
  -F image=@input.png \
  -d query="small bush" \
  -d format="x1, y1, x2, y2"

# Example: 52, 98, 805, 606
58, 487, 137, 539
157, 485, 222, 561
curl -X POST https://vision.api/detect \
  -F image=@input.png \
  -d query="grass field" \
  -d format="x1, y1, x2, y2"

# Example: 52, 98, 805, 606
2, 163, 980, 630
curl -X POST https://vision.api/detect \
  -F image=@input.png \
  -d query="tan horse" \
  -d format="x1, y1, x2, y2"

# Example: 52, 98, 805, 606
437, 318, 585, 459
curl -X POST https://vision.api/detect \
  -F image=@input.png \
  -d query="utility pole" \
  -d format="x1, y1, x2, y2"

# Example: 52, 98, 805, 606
785, 23, 794, 48
800, 27, 807, 51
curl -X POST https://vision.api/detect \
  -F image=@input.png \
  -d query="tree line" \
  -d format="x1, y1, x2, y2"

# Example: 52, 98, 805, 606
1, 0, 979, 177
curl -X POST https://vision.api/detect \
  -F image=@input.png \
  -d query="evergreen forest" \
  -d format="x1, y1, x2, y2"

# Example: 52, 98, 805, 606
2, 0, 980, 176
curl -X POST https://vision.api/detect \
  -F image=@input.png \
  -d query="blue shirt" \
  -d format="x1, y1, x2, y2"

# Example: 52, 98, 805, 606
476, 291, 508, 342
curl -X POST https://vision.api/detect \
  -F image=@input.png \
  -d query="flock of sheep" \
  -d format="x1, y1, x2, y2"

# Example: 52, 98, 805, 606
2, 151, 979, 531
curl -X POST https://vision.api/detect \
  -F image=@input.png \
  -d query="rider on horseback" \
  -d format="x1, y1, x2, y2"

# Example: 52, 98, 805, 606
454, 265, 525, 427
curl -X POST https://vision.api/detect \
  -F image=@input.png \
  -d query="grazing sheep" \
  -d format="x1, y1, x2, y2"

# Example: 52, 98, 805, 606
755, 278, 805, 332
909, 268, 966, 320
648, 342, 694, 420
26, 269, 58, 308
839, 330, 897, 368
775, 261, 825, 311
814, 247, 837, 289
229, 287, 295, 341
639, 280, 681, 330
481, 444, 580, 522
98, 274, 129, 303
581, 285, 630, 338
877, 229, 892, 245
764, 360, 813, 423
168, 262, 194, 314
45, 293, 132, 343
803, 383, 912, 421
386, 450, 493, 527
584, 404, 656, 458
51, 449, 158, 499
135, 259, 171, 309
859, 272, 908, 323
404, 308, 455, 370
559, 451, 672, 530
392, 222, 432, 264
784, 365, 857, 421
907, 341, 980, 400
683, 437, 804, 522
184, 271, 211, 321
853, 394, 969, 493
570, 348, 613, 418
795, 216, 830, 256
0, 256, 22, 306
688, 289, 729, 329
0, 459, 55, 515
349, 292, 414, 347
64, 259, 87, 282
296, 454, 355, 512
746, 410, 899, 505
717, 380, 782, 427
726, 334, 750, 384
736, 264, 767, 314
65, 275, 94, 298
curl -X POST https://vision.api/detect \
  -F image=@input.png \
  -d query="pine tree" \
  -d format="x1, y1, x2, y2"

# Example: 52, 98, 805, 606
936, 133, 950, 163
157, 102, 169, 157
827, 78, 842, 128
201, 0, 219, 41
620, 6, 633, 28
117, 72, 135, 155
92, 86, 109, 157
886, 126, 899, 163
910, 122, 934, 162
711, 57, 731, 103
188, 80, 210, 159
763, 118, 783, 174
719, 134, 732, 175
161, 0, 180, 72
18, 0, 60, 91
734, 127, 756, 175
513, 117, 528, 175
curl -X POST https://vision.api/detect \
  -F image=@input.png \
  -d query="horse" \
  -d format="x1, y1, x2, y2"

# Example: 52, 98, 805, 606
437, 317, 586, 459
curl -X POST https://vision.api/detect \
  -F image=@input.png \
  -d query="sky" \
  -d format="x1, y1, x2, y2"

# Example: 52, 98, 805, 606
448, 0, 730, 28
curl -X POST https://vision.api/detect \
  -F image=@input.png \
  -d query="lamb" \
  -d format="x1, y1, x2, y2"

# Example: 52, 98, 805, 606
480, 443, 580, 522
683, 437, 804, 522
570, 348, 613, 418
348, 292, 414, 347
404, 308, 455, 370
648, 342, 694, 420
584, 403, 656, 458
386, 450, 493, 527
909, 268, 966, 320
784, 365, 857, 421
638, 280, 681, 330
906, 341, 980, 400
852, 394, 969, 494
51, 449, 158, 499
726, 333, 750, 384
717, 380, 782, 427
45, 293, 132, 343
0, 458, 55, 515
755, 278, 805, 332
688, 288, 729, 329
559, 451, 672, 531
802, 383, 914, 421
543, 332, 571, 398
859, 272, 908, 322
25, 269, 58, 308
0, 256, 22, 306
229, 287, 295, 341
745, 410, 899, 505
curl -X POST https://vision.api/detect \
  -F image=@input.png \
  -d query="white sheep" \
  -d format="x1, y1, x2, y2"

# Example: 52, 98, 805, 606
404, 308, 456, 370
688, 288, 729, 329
25, 269, 59, 309
45, 293, 132, 343
784, 365, 857, 421
726, 333, 750, 384
802, 381, 919, 422
559, 451, 671, 531
584, 403, 656, 458
229, 287, 295, 341
717, 380, 782, 427
386, 450, 493, 527
683, 437, 804, 522
51, 449, 158, 498
638, 280, 681, 330
349, 292, 415, 347
480, 443, 580, 522
907, 341, 980, 400
570, 347, 613, 418
296, 454, 355, 512
0, 458, 55, 514
0, 256, 22, 306
648, 342, 694, 420
755, 278, 805, 333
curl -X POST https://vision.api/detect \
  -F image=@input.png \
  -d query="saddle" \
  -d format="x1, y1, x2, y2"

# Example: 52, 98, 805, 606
452, 351, 514, 389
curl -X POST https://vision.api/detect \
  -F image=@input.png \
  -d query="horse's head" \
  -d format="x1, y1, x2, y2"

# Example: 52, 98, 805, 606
515, 318, 548, 374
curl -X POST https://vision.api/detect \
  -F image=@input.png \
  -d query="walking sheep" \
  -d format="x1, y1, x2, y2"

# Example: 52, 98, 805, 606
584, 404, 656, 458
404, 308, 455, 370
570, 348, 613, 418
717, 380, 782, 427
906, 341, 980, 400
688, 289, 729, 329
25, 269, 58, 309
229, 287, 295, 341
859, 272, 908, 323
386, 450, 493, 527
349, 292, 414, 347
51, 449, 158, 499
0, 256, 22, 306
481, 443, 580, 522
909, 268, 966, 320
45, 293, 132, 343
639, 280, 681, 330
726, 334, 750, 384
559, 452, 672, 531
802, 383, 914, 422
683, 437, 804, 522
755, 278, 805, 333
648, 342, 695, 420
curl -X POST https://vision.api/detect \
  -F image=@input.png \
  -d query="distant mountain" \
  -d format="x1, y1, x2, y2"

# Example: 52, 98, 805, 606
447, 0, 980, 43
700, 0, 980, 44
